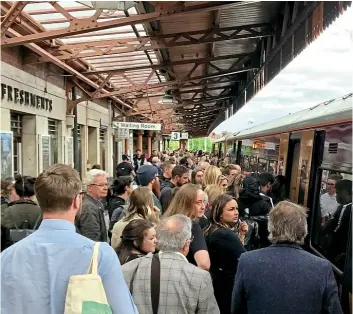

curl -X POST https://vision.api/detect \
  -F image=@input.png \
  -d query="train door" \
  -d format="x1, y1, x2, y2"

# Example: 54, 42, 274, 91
286, 139, 301, 202
309, 122, 352, 313
283, 130, 316, 206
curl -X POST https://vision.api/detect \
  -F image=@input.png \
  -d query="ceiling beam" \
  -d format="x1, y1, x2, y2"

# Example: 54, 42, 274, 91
88, 67, 255, 99
4, 28, 155, 121
82, 53, 250, 75
24, 5, 93, 15
1, 2, 242, 47
42, 24, 271, 61
1, 1, 27, 37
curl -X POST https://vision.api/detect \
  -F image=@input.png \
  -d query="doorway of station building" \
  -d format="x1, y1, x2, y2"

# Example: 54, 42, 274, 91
10, 113, 22, 176
99, 128, 106, 171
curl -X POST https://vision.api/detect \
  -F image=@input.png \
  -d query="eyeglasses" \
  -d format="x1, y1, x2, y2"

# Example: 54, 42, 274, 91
76, 191, 85, 198
89, 183, 108, 187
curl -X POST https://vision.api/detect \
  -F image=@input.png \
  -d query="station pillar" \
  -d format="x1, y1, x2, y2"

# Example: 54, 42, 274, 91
147, 131, 152, 157
124, 138, 129, 154
137, 131, 143, 152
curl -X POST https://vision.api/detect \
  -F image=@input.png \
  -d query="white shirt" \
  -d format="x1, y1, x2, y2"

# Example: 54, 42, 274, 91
159, 251, 188, 262
320, 193, 338, 217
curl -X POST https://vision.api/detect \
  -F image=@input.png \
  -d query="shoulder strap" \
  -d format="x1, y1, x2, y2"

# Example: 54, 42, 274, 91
150, 254, 160, 314
33, 213, 42, 229
87, 242, 100, 275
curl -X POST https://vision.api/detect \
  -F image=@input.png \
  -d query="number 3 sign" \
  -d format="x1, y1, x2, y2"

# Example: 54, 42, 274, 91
171, 132, 180, 141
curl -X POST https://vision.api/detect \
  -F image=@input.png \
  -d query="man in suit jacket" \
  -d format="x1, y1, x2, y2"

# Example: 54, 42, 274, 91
122, 214, 219, 314
323, 179, 352, 270
231, 201, 342, 314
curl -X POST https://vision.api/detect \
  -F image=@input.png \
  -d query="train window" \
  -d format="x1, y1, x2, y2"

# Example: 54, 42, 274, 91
258, 158, 268, 173
311, 170, 352, 272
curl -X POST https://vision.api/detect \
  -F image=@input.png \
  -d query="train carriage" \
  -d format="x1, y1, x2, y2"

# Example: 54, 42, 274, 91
213, 93, 352, 312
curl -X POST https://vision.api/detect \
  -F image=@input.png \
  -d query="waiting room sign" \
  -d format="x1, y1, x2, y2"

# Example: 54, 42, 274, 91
113, 122, 161, 131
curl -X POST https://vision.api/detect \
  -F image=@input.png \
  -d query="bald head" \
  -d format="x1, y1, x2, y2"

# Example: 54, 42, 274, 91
157, 214, 192, 252
152, 156, 159, 164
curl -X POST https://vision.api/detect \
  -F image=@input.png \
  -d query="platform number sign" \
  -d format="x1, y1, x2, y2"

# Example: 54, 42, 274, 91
171, 132, 180, 141
180, 132, 188, 140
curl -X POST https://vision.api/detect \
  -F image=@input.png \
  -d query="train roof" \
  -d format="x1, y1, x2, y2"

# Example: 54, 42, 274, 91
226, 93, 352, 141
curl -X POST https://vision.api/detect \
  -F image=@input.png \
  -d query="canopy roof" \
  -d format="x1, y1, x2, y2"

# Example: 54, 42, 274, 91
1, 1, 350, 136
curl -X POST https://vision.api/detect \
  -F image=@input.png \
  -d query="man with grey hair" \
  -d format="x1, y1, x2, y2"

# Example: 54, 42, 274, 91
122, 214, 220, 314
231, 201, 342, 314
75, 169, 109, 242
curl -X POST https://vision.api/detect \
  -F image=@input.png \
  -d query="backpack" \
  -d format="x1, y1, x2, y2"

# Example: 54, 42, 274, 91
116, 162, 132, 177
109, 204, 128, 230
8, 214, 42, 243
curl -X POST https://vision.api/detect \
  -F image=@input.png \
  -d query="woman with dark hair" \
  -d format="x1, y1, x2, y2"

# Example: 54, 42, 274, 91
116, 219, 157, 265
1, 175, 41, 249
191, 168, 203, 187
204, 194, 247, 314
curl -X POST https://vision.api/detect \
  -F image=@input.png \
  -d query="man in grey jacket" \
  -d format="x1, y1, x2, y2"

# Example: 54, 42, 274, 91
122, 214, 219, 314
76, 169, 108, 242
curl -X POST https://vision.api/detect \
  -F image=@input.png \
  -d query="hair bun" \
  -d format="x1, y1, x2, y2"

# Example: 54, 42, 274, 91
15, 174, 23, 183
26, 176, 36, 184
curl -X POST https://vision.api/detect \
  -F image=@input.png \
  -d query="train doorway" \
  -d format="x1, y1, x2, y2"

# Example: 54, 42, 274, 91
286, 139, 301, 203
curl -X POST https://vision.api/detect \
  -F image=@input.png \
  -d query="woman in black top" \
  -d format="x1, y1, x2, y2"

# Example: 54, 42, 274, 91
163, 183, 210, 270
116, 219, 157, 265
204, 194, 247, 314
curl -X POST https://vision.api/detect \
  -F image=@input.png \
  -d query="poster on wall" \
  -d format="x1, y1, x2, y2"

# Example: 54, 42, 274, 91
67, 137, 74, 168
41, 135, 51, 171
1, 131, 13, 178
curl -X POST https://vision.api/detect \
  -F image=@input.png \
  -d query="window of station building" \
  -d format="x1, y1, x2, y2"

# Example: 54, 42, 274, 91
311, 170, 352, 273
99, 128, 106, 171
10, 113, 22, 175
48, 119, 58, 165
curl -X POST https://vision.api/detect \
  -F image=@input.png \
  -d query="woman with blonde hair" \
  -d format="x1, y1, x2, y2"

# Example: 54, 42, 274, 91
226, 172, 245, 200
201, 184, 224, 229
203, 165, 222, 187
217, 174, 229, 193
204, 184, 224, 209
164, 183, 210, 270
111, 187, 158, 249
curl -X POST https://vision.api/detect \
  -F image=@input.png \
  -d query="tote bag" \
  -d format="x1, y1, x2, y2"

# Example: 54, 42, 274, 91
64, 242, 112, 314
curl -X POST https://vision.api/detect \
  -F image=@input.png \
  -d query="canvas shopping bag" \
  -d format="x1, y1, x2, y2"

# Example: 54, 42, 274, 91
64, 242, 112, 314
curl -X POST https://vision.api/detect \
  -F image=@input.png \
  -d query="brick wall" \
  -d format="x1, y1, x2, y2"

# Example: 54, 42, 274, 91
1, 46, 65, 89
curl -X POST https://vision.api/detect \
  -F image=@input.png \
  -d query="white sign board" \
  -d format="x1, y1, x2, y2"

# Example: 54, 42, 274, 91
113, 121, 161, 131
180, 132, 189, 140
171, 132, 180, 141
114, 128, 129, 140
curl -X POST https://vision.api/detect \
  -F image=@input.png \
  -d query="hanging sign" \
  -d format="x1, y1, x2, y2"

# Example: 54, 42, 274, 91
180, 132, 189, 140
171, 132, 180, 141
114, 128, 129, 140
113, 121, 161, 131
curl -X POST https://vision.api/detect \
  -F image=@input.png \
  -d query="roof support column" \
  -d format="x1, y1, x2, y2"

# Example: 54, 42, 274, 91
137, 131, 143, 152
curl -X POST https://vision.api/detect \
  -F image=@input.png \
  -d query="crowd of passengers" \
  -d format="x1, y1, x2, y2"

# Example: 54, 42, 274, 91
0, 148, 351, 314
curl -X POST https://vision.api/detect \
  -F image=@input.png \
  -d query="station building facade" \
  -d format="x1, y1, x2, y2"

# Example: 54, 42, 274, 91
1, 61, 115, 178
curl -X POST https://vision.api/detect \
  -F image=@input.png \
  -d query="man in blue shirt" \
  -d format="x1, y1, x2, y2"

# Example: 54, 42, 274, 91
1, 164, 138, 314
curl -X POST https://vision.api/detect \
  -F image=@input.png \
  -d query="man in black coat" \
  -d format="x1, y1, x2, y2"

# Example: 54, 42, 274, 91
133, 149, 145, 172
323, 179, 352, 270
231, 201, 342, 314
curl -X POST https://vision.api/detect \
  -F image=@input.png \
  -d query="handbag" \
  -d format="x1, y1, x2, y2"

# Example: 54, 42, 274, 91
64, 242, 112, 314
